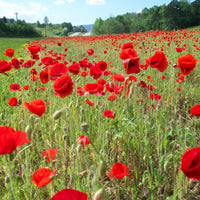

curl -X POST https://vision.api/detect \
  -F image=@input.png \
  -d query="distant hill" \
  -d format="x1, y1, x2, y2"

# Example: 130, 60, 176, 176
81, 24, 93, 32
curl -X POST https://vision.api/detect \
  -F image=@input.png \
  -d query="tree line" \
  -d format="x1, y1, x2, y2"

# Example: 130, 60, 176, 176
36, 17, 87, 36
0, 18, 41, 37
92, 0, 200, 35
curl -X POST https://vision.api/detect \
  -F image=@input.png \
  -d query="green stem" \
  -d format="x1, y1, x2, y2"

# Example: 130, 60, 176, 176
3, 155, 17, 200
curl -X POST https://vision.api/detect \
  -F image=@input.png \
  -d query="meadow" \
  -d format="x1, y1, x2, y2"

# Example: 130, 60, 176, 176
0, 27, 200, 200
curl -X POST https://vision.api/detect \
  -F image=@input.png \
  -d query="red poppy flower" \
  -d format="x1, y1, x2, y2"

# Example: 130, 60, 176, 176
105, 83, 123, 94
77, 135, 90, 149
90, 65, 102, 79
75, 86, 85, 96
147, 51, 168, 72
119, 48, 138, 60
49, 189, 88, 200
97, 78, 107, 85
97, 60, 107, 71
122, 42, 134, 49
28, 45, 41, 55
0, 60, 12, 75
178, 54, 198, 75
57, 42, 62, 46
32, 168, 57, 187
86, 99, 94, 106
68, 63, 80, 75
31, 75, 38, 81
104, 110, 115, 119
31, 53, 39, 60
11, 58, 20, 69
23, 85, 30, 90
176, 47, 183, 53
42, 149, 58, 162
10, 83, 21, 91
30, 68, 37, 75
190, 105, 200, 116
8, 97, 19, 106
138, 80, 147, 88
4, 48, 15, 57
180, 147, 200, 180
50, 63, 67, 80
129, 75, 137, 82
41, 56, 54, 66
53, 74, 73, 98
0, 126, 31, 155
87, 48, 94, 56
40, 69, 50, 84
24, 99, 46, 117
150, 93, 161, 101
111, 74, 125, 82
80, 71, 88, 77
108, 162, 132, 180
103, 70, 112, 76
22, 60, 35, 68
84, 83, 103, 94
123, 57, 140, 74
108, 92, 117, 101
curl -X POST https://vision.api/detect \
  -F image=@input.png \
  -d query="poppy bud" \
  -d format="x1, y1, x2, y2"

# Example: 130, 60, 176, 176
81, 109, 85, 115
94, 188, 104, 200
98, 161, 107, 178
68, 102, 73, 108
66, 112, 69, 119
18, 98, 22, 105
25, 125, 32, 139
5, 176, 10, 183
62, 134, 67, 140
53, 109, 63, 120
0, 113, 4, 120
80, 122, 88, 133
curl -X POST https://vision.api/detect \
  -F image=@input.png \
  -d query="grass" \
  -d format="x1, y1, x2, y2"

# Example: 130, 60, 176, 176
0, 27, 200, 200
0, 38, 39, 60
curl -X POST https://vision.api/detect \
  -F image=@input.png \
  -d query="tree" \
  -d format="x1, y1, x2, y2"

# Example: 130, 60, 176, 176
92, 18, 104, 35
2, 16, 7, 23
43, 16, 49, 37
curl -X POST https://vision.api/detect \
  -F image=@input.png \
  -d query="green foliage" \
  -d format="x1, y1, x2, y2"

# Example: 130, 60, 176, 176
92, 0, 200, 35
0, 19, 41, 37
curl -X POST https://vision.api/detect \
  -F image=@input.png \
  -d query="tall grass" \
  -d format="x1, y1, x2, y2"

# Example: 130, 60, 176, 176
0, 27, 200, 200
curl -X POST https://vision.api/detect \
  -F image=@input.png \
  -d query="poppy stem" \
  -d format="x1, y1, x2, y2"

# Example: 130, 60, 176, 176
89, 140, 108, 168
3, 155, 18, 199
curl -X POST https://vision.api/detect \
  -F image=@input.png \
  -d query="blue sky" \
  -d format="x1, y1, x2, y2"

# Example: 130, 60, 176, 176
0, 0, 192, 25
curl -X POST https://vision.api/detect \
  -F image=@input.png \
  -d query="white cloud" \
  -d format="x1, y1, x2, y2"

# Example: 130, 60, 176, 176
53, 0, 65, 5
0, 1, 48, 23
86, 0, 106, 6
67, 0, 75, 3
137, 9, 142, 13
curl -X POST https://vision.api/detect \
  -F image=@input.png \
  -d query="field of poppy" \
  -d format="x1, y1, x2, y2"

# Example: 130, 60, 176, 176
0, 27, 200, 200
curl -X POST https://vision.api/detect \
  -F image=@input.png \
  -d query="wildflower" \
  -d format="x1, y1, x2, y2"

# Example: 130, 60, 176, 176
49, 189, 88, 200
24, 99, 46, 117
42, 149, 58, 162
178, 54, 198, 75
77, 135, 90, 149
108, 162, 132, 180
0, 126, 31, 154
181, 147, 200, 180
32, 168, 57, 187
